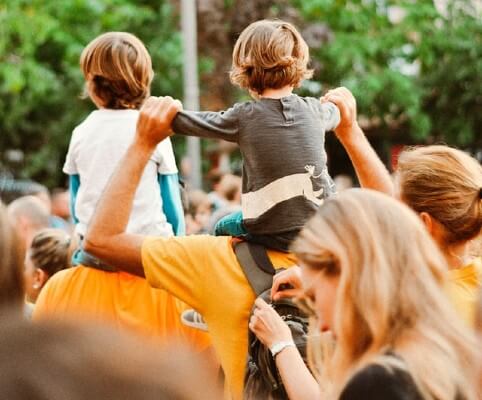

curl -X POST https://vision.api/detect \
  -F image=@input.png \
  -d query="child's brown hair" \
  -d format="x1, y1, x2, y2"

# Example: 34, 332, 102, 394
230, 20, 313, 95
80, 32, 153, 109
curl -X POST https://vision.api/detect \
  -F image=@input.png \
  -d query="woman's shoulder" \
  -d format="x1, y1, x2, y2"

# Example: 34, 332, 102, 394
340, 361, 423, 400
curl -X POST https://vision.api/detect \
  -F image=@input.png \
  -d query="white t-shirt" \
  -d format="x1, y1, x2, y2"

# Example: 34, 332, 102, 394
63, 109, 177, 237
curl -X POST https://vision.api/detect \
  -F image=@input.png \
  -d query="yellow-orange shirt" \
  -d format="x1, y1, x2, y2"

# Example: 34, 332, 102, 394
446, 257, 482, 326
34, 265, 211, 351
141, 235, 297, 400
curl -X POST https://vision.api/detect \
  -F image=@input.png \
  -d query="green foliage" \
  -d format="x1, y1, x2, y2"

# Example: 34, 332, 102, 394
294, 0, 481, 145
0, 0, 183, 187
0, 0, 480, 187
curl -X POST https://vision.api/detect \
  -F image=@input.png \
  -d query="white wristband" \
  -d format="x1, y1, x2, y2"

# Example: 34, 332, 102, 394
270, 340, 295, 358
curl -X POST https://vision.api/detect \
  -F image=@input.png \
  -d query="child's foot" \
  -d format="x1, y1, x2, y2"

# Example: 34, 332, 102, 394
181, 309, 209, 332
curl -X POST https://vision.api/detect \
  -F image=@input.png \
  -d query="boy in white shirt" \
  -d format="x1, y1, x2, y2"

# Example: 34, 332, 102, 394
64, 32, 184, 267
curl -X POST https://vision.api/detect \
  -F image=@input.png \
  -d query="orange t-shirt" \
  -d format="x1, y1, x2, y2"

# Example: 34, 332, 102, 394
33, 265, 211, 351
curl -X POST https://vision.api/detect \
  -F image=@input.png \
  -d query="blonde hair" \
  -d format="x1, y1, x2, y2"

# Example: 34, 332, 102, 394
29, 229, 75, 277
80, 32, 153, 109
397, 145, 482, 245
292, 189, 478, 400
0, 201, 23, 309
230, 20, 313, 95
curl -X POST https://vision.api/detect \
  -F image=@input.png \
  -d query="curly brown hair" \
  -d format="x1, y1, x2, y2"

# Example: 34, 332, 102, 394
80, 32, 153, 109
230, 20, 313, 95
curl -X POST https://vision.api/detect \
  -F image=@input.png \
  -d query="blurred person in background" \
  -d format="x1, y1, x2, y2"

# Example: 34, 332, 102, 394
207, 170, 228, 211
0, 200, 24, 312
208, 174, 242, 233
24, 229, 75, 305
51, 188, 73, 227
7, 195, 49, 249
0, 315, 222, 400
185, 189, 213, 235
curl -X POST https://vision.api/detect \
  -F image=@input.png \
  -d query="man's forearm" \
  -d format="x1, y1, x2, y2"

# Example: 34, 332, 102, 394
339, 124, 394, 195
83, 141, 154, 275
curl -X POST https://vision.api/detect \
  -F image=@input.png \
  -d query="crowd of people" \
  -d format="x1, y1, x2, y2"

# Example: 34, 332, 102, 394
0, 19, 481, 400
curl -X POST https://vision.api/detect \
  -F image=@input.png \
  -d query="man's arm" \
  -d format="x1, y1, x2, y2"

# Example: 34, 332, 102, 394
83, 97, 182, 277
322, 87, 394, 195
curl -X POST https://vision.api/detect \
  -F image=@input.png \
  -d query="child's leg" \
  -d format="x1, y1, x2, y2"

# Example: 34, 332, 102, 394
214, 210, 247, 237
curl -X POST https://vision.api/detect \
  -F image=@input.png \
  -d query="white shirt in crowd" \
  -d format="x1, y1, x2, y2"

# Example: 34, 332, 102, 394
63, 109, 177, 238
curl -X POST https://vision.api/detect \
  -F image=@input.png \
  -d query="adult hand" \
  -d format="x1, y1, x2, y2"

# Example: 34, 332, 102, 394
271, 267, 303, 301
249, 298, 293, 348
135, 96, 183, 149
321, 87, 358, 143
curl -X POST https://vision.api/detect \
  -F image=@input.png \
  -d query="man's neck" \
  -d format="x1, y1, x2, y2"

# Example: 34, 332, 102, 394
259, 86, 293, 99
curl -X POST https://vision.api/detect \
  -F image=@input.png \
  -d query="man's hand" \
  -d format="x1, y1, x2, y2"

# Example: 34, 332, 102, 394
321, 87, 358, 143
135, 96, 183, 149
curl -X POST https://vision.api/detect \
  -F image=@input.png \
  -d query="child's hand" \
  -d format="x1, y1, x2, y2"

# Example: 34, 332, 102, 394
135, 96, 182, 149
321, 87, 358, 142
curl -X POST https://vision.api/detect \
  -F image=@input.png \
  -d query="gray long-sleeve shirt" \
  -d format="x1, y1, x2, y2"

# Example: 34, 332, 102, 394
172, 94, 340, 235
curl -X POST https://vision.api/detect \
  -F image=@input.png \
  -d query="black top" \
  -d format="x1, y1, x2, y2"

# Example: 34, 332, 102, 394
339, 363, 424, 400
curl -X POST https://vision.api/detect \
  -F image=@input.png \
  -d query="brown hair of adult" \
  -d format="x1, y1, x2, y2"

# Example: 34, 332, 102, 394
0, 315, 222, 400
397, 145, 482, 245
80, 32, 153, 109
230, 20, 313, 95
0, 201, 23, 309
29, 229, 75, 277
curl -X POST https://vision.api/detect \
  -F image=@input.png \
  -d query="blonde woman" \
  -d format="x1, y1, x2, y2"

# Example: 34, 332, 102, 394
250, 189, 478, 399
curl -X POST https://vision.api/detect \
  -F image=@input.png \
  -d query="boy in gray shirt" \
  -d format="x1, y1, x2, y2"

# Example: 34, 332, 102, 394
173, 19, 340, 251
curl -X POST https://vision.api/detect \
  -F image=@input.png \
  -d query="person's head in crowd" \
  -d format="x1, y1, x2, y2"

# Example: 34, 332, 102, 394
51, 188, 71, 221
217, 174, 242, 204
333, 174, 353, 192
292, 189, 478, 399
0, 179, 48, 205
0, 315, 222, 400
0, 201, 23, 311
397, 145, 482, 265
24, 229, 75, 304
7, 195, 50, 248
230, 19, 312, 97
80, 32, 153, 110
185, 190, 213, 235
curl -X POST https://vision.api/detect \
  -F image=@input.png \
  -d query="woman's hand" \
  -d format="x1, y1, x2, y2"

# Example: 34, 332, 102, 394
271, 266, 303, 301
248, 298, 292, 348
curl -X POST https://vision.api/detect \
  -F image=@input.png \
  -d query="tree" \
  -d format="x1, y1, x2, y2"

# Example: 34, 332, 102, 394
0, 0, 183, 187
292, 0, 481, 145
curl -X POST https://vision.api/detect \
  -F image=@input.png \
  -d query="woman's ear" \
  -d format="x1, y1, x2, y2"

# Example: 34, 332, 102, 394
419, 212, 433, 234
420, 212, 446, 245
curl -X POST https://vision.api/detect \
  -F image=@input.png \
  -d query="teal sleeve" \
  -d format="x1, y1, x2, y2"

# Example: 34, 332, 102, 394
159, 173, 186, 236
214, 210, 246, 236
69, 174, 80, 225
